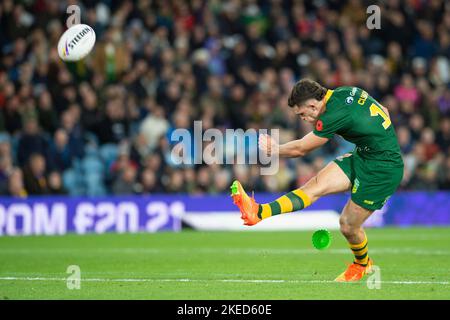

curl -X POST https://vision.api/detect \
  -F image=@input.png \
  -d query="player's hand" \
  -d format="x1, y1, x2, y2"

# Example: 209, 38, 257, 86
259, 133, 279, 156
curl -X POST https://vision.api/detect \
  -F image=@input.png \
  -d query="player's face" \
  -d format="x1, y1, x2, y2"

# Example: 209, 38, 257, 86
292, 100, 321, 123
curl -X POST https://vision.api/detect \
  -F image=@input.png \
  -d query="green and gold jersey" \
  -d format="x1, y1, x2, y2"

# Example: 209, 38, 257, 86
313, 86, 403, 166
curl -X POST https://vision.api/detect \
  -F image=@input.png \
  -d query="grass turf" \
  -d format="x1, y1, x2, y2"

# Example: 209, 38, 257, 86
0, 227, 449, 299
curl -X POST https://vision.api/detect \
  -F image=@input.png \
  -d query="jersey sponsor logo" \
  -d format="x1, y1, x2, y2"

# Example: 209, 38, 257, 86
357, 146, 371, 152
346, 96, 354, 104
315, 120, 323, 131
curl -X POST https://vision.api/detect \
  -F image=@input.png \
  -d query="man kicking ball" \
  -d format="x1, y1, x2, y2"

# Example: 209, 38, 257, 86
230, 79, 404, 282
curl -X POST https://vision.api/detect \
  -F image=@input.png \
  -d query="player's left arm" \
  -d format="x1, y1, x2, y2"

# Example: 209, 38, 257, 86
259, 132, 329, 158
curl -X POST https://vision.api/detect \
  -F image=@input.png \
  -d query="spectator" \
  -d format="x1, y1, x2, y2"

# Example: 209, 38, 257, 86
48, 129, 73, 172
37, 90, 58, 134
0, 133, 13, 193
0, 155, 13, 194
47, 171, 67, 195
16, 118, 49, 167
165, 169, 185, 193
397, 126, 414, 154
436, 118, 450, 153
394, 74, 420, 106
96, 98, 130, 145
3, 96, 23, 135
60, 106, 84, 159
112, 164, 138, 195
140, 106, 169, 152
79, 84, 100, 133
22, 153, 48, 195
438, 157, 450, 189
420, 128, 440, 161
7, 168, 27, 198
139, 168, 163, 194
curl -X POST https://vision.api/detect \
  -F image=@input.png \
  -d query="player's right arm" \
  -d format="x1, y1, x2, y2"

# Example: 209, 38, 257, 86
259, 132, 328, 158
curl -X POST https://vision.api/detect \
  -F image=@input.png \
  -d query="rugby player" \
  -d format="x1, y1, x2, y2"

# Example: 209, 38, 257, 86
230, 79, 404, 282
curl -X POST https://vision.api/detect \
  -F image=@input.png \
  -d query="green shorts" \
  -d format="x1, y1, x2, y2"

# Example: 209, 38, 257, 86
334, 152, 404, 211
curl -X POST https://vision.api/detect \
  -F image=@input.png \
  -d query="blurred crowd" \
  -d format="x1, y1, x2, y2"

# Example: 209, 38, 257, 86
1, 0, 450, 197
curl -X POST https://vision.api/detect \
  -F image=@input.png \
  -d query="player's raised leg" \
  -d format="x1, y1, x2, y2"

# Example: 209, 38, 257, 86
335, 199, 374, 282
231, 161, 351, 226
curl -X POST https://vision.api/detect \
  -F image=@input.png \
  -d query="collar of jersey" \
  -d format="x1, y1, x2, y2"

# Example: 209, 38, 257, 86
324, 89, 334, 105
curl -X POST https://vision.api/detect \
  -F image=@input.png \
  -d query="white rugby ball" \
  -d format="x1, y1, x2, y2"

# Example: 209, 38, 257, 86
57, 24, 96, 62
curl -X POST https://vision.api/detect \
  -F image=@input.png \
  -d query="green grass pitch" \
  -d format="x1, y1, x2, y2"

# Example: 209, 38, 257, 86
0, 227, 449, 299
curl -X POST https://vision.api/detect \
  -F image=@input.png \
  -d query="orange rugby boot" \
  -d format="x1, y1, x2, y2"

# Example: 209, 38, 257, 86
230, 180, 261, 226
334, 258, 374, 282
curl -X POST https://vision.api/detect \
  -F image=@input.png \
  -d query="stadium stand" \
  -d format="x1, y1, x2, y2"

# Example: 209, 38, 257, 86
0, 0, 449, 196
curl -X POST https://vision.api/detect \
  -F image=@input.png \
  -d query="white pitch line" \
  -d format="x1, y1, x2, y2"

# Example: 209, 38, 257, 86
0, 277, 448, 285
0, 247, 449, 256
370, 235, 450, 241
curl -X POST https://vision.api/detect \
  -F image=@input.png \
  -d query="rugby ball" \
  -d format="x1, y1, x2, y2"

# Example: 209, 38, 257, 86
57, 24, 96, 62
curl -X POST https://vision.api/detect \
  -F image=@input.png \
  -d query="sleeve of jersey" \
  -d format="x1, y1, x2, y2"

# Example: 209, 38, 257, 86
313, 112, 349, 139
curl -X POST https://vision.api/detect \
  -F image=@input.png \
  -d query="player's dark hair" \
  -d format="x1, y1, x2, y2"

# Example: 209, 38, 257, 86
287, 79, 327, 108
